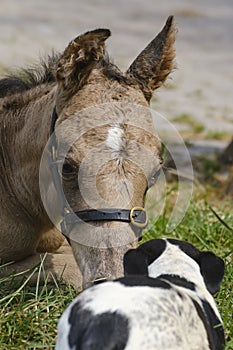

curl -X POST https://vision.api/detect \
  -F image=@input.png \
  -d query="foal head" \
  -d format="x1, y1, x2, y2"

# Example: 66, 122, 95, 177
49, 16, 176, 287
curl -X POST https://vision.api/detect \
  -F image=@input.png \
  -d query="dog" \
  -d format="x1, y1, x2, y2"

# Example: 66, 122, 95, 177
55, 238, 225, 350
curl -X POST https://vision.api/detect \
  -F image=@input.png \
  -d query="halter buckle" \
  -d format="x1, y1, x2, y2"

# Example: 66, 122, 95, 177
130, 207, 148, 228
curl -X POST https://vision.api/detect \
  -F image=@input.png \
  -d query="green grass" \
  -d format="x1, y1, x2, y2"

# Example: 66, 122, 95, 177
171, 113, 205, 133
0, 266, 77, 349
0, 190, 232, 349
194, 156, 221, 182
204, 130, 229, 141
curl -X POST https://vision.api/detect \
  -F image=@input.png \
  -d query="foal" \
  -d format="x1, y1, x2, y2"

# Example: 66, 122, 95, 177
0, 17, 175, 287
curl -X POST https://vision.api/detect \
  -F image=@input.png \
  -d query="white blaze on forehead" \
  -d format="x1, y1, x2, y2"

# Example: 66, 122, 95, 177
106, 126, 124, 155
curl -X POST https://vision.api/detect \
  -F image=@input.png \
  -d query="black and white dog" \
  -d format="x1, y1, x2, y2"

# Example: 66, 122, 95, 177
55, 239, 225, 350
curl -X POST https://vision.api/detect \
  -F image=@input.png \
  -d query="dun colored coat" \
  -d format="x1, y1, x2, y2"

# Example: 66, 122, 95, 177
0, 17, 175, 288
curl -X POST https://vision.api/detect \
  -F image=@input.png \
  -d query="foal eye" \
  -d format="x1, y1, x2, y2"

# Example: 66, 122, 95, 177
62, 162, 76, 176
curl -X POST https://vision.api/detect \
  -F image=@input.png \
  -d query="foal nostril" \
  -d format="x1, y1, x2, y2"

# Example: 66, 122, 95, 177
94, 277, 108, 285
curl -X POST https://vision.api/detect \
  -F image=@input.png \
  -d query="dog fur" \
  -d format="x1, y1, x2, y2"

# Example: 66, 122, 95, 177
55, 238, 225, 350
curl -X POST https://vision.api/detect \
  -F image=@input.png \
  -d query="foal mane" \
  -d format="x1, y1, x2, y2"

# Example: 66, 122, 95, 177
0, 52, 132, 101
0, 53, 59, 99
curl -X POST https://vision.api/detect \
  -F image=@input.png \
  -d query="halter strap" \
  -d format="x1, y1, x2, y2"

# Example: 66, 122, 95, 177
50, 106, 59, 136
64, 208, 147, 228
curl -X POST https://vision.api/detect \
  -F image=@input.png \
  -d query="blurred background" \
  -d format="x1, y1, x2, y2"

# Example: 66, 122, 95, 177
0, 0, 233, 182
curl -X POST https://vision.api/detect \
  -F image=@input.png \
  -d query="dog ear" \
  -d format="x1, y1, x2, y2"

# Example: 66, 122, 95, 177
199, 252, 225, 295
123, 249, 148, 276
137, 239, 166, 265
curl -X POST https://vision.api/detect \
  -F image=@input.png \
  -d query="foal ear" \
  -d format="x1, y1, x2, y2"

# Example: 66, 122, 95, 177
56, 28, 111, 93
123, 249, 148, 276
127, 16, 176, 101
198, 252, 225, 295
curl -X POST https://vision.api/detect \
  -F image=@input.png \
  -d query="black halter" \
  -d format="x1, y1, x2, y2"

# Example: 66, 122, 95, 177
48, 107, 148, 240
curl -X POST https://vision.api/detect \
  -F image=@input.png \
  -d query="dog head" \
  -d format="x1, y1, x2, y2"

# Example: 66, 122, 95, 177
123, 238, 225, 295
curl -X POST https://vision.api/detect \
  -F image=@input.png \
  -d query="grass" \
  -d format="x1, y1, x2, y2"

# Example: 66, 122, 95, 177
171, 113, 205, 134
0, 188, 232, 349
194, 156, 221, 182
204, 130, 229, 141
171, 113, 231, 141
0, 263, 77, 349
